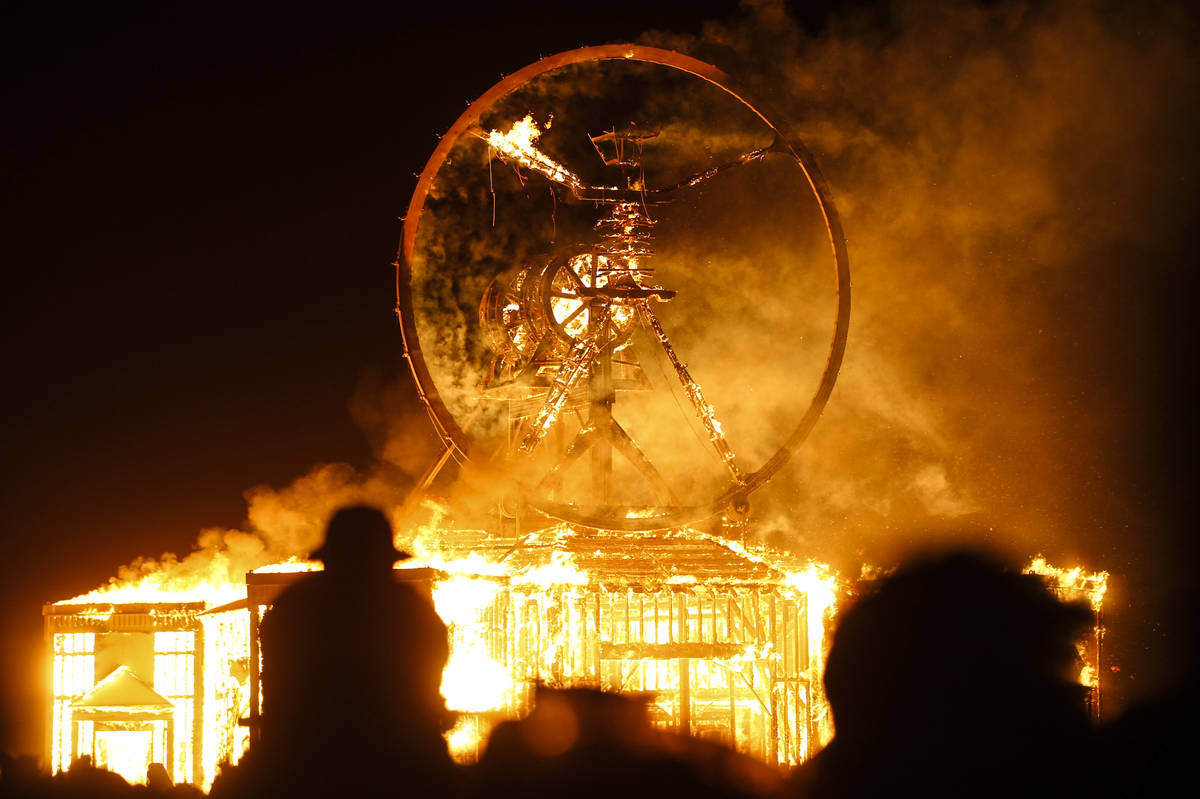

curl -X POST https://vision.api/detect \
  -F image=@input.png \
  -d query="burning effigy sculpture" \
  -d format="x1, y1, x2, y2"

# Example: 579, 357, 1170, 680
44, 46, 1107, 789
392, 44, 853, 766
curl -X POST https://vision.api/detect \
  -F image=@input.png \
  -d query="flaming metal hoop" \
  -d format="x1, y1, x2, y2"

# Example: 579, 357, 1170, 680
396, 45, 850, 531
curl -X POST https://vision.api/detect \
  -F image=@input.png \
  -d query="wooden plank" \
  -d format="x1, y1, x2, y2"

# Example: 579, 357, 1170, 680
600, 641, 747, 660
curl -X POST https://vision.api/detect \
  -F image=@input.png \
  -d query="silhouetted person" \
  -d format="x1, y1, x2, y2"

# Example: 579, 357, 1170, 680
474, 686, 772, 799
783, 550, 1094, 799
144, 763, 171, 793
247, 505, 453, 798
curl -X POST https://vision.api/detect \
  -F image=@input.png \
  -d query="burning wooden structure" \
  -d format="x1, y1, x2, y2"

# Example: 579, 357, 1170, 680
43, 600, 249, 786
43, 529, 833, 787
234, 527, 834, 766
386, 45, 853, 763
420, 526, 835, 764
1027, 558, 1108, 718
43, 545, 1104, 786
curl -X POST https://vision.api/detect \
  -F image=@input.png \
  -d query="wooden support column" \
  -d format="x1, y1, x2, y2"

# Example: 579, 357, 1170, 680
728, 667, 737, 750
769, 592, 779, 764
679, 657, 691, 737
192, 626, 204, 786
592, 593, 602, 683
679, 592, 691, 737
588, 253, 613, 505
247, 602, 261, 744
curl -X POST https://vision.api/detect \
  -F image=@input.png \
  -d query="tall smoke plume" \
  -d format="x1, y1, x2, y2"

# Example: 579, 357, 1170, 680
635, 0, 1196, 571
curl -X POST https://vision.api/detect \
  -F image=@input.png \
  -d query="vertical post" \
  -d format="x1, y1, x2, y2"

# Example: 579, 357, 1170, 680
535, 596, 544, 681
577, 594, 585, 678
679, 592, 690, 737
678, 592, 687, 645
592, 593, 602, 684
247, 601, 261, 745
501, 590, 509, 668
588, 258, 614, 505
728, 667, 737, 750
192, 626, 204, 786
780, 600, 789, 676
1094, 607, 1103, 720
44, 615, 53, 773
794, 683, 803, 762
607, 593, 615, 644
550, 588, 563, 684
711, 589, 718, 644
727, 595, 736, 643
637, 594, 643, 643
165, 716, 174, 778
679, 658, 691, 737
769, 592, 778, 764
667, 592, 675, 644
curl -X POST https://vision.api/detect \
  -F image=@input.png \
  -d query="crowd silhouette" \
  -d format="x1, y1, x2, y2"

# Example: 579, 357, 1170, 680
1, 506, 1185, 798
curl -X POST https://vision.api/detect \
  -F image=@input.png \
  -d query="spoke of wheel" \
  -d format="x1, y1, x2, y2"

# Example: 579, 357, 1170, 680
562, 266, 587, 292
599, 417, 680, 504
637, 301, 745, 483
558, 304, 587, 327
535, 424, 600, 489
519, 338, 602, 453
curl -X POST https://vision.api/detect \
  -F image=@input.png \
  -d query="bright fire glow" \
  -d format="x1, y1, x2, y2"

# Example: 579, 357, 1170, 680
484, 115, 584, 190
433, 575, 511, 713
252, 557, 323, 574
47, 518, 1107, 782
57, 572, 244, 608
1024, 556, 1108, 611
1024, 556, 1109, 691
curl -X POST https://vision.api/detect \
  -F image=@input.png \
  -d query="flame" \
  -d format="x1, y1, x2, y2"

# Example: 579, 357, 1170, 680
484, 114, 584, 190
1023, 556, 1108, 692
514, 550, 588, 587
53, 514, 1109, 777
1024, 556, 1108, 612
444, 715, 485, 762
433, 575, 512, 713
784, 561, 839, 672
57, 570, 244, 608
252, 557, 323, 574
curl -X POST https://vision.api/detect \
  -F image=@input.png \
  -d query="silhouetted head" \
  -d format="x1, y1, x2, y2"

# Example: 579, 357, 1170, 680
824, 549, 1092, 756
517, 687, 656, 757
146, 762, 172, 790
310, 505, 410, 574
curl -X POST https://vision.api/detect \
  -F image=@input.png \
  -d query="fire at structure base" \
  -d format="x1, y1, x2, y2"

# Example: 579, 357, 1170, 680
45, 525, 837, 787
44, 523, 1105, 790
382, 526, 836, 765
43, 601, 249, 786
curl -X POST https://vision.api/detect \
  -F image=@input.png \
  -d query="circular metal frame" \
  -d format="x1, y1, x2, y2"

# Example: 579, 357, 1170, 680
395, 44, 851, 531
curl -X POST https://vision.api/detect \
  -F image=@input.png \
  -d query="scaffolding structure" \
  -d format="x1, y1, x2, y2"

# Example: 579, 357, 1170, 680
403, 527, 828, 765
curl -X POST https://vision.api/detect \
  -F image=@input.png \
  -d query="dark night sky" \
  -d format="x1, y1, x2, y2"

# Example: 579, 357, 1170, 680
2, 0, 1195, 759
